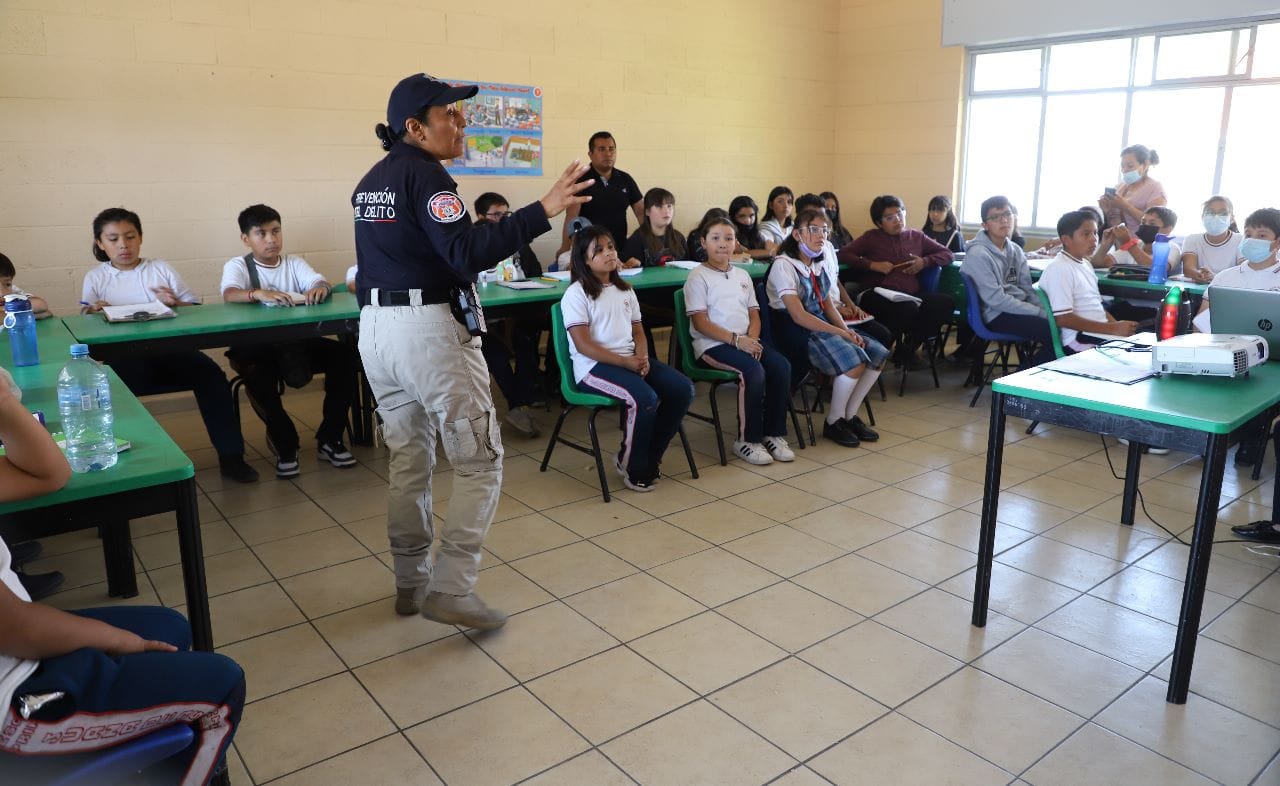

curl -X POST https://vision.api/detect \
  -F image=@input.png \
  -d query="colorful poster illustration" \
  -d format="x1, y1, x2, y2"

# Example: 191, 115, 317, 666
443, 80, 543, 177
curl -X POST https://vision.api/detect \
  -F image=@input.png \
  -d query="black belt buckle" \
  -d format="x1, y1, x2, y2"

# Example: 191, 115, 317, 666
450, 285, 486, 337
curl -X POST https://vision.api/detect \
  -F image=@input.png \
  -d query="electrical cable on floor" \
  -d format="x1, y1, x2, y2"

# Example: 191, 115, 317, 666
1097, 436, 1276, 553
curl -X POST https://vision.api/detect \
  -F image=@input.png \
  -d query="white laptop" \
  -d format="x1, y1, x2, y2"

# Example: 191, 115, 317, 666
1209, 287, 1280, 360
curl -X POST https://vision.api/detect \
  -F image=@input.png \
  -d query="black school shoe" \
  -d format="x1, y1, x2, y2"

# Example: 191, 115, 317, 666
846, 415, 879, 442
822, 419, 860, 448
1231, 520, 1280, 544
18, 570, 65, 601
219, 456, 260, 484
9, 540, 43, 567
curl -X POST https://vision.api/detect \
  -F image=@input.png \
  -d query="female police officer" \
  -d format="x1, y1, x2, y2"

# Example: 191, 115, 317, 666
353, 73, 590, 630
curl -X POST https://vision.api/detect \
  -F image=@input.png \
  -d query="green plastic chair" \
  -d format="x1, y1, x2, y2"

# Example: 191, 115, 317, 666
1034, 285, 1067, 360
540, 303, 698, 502
671, 289, 738, 466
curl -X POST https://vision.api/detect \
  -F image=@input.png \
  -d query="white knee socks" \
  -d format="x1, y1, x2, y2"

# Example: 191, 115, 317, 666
828, 374, 856, 425
846, 368, 882, 420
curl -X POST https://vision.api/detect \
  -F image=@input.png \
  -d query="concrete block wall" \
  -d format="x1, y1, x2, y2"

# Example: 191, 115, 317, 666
0, 0, 966, 315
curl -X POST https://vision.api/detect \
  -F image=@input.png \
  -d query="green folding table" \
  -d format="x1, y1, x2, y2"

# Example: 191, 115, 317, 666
0, 323, 214, 652
972, 360, 1280, 704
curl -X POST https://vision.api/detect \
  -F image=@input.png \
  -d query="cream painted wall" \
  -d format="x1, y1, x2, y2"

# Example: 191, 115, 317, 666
0, 0, 969, 316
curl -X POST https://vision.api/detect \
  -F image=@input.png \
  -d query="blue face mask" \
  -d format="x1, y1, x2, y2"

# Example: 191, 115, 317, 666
1202, 215, 1231, 236
800, 243, 824, 260
1239, 237, 1275, 263
1120, 169, 1141, 185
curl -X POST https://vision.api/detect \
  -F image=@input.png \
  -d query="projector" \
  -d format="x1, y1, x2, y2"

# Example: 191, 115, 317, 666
1152, 334, 1270, 377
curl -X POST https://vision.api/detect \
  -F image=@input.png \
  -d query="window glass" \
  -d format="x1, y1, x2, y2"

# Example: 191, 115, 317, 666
1220, 84, 1280, 219
960, 96, 1042, 225
1046, 39, 1131, 90
1155, 30, 1233, 80
1251, 22, 1280, 77
972, 49, 1042, 91
1036, 93, 1126, 226
1127, 88, 1225, 231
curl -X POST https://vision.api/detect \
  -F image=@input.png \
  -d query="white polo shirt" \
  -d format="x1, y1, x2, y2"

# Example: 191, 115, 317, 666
759, 219, 789, 247
0, 538, 38, 717
220, 254, 327, 295
1207, 259, 1280, 298
684, 263, 758, 357
1039, 250, 1107, 350
561, 281, 641, 383
345, 265, 358, 288
81, 259, 197, 306
766, 254, 839, 311
1182, 232, 1242, 276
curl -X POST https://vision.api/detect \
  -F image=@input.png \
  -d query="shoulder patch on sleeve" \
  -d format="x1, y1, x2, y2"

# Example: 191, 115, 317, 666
428, 191, 466, 223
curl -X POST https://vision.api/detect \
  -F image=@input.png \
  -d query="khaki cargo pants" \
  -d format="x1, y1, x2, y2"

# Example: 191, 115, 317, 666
358, 303, 503, 595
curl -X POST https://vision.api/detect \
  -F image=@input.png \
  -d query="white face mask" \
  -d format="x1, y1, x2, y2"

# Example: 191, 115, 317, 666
1239, 237, 1274, 263
1120, 169, 1142, 185
1202, 215, 1231, 236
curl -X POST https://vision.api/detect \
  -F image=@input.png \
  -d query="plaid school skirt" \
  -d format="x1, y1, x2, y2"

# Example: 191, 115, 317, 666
807, 331, 871, 375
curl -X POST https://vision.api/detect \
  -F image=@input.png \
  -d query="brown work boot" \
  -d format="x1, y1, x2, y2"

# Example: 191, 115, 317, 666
420, 591, 508, 631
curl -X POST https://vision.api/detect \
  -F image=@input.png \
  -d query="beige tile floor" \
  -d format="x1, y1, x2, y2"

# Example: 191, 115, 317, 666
30, 358, 1280, 786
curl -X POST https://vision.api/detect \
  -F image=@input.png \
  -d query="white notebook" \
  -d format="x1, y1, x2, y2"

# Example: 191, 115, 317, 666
101, 301, 176, 322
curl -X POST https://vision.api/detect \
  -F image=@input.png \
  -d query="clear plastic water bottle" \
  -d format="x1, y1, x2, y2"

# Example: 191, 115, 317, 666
57, 343, 117, 472
3, 295, 40, 367
1148, 234, 1171, 284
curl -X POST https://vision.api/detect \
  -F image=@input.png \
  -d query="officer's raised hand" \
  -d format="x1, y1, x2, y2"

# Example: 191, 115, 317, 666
540, 160, 594, 219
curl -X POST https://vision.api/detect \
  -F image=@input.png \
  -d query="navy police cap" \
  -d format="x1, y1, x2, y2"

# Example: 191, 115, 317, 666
387, 73, 479, 135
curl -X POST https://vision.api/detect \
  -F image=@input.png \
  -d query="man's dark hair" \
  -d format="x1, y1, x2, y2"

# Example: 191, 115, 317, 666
870, 195, 905, 226
980, 196, 1012, 222
1243, 207, 1280, 237
474, 192, 509, 216
1145, 206, 1177, 230
1057, 210, 1096, 240
238, 204, 282, 234
795, 193, 824, 213
588, 131, 614, 151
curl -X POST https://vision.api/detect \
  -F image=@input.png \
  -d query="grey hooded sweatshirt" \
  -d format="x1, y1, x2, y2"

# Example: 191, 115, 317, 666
963, 229, 1044, 324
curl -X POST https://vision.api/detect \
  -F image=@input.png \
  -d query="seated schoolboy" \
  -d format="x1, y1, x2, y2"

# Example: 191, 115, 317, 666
622, 188, 687, 268
838, 195, 955, 369
963, 196, 1055, 366
0, 253, 51, 319
684, 216, 793, 465
1092, 206, 1182, 273
1038, 210, 1139, 353
222, 204, 356, 479
767, 208, 889, 448
1194, 206, 1280, 466
474, 192, 546, 438
0, 366, 245, 786
562, 224, 693, 492
82, 208, 258, 483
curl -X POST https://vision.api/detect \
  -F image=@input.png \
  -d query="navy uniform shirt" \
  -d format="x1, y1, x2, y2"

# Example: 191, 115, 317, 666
351, 141, 551, 305
576, 167, 641, 246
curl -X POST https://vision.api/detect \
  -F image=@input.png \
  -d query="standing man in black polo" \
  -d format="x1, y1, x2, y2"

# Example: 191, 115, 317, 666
352, 73, 590, 630
557, 131, 643, 253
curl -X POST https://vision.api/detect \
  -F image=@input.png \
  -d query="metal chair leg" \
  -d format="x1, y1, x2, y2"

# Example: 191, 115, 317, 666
540, 406, 572, 471
678, 425, 699, 479
586, 408, 611, 502
708, 382, 727, 466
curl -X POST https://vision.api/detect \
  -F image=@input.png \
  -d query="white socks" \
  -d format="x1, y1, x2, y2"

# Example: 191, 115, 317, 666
828, 374, 855, 425
846, 368, 881, 420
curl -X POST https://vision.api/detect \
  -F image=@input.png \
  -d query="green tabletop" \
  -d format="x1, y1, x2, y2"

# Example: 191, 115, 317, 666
0, 360, 194, 515
478, 263, 772, 308
992, 361, 1280, 434
61, 293, 362, 346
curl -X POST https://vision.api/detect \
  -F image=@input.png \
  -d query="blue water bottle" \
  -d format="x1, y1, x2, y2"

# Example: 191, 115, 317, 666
3, 294, 40, 367
1148, 234, 1170, 284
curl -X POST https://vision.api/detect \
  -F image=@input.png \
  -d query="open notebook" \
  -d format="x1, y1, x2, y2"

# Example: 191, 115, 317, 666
101, 301, 175, 322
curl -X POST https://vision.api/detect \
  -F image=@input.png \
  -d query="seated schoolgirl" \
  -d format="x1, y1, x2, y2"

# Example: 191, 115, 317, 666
562, 225, 694, 492
687, 208, 750, 264
683, 216, 794, 466
622, 188, 687, 268
922, 195, 966, 253
729, 196, 773, 259
1182, 195, 1243, 283
820, 191, 855, 249
758, 186, 795, 252
80, 208, 258, 483
766, 208, 889, 448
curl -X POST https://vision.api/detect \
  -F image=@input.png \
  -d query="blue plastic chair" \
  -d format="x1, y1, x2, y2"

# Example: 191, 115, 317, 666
0, 723, 195, 786
959, 271, 1036, 407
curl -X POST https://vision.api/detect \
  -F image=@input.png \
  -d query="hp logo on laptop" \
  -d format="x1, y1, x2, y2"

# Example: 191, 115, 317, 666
1260, 318, 1274, 331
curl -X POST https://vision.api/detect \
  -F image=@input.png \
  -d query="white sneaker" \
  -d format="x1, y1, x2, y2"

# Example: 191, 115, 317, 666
503, 405, 540, 438
762, 435, 795, 462
733, 440, 773, 465
1117, 437, 1170, 455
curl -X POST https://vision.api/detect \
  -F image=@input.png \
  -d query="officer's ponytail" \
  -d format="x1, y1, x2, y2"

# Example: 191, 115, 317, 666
374, 123, 398, 152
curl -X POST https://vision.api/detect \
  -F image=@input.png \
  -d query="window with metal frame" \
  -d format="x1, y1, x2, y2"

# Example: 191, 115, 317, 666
959, 20, 1280, 231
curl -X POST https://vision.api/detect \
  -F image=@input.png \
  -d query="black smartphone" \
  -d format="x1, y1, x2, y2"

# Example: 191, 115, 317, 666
1104, 187, 1117, 196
